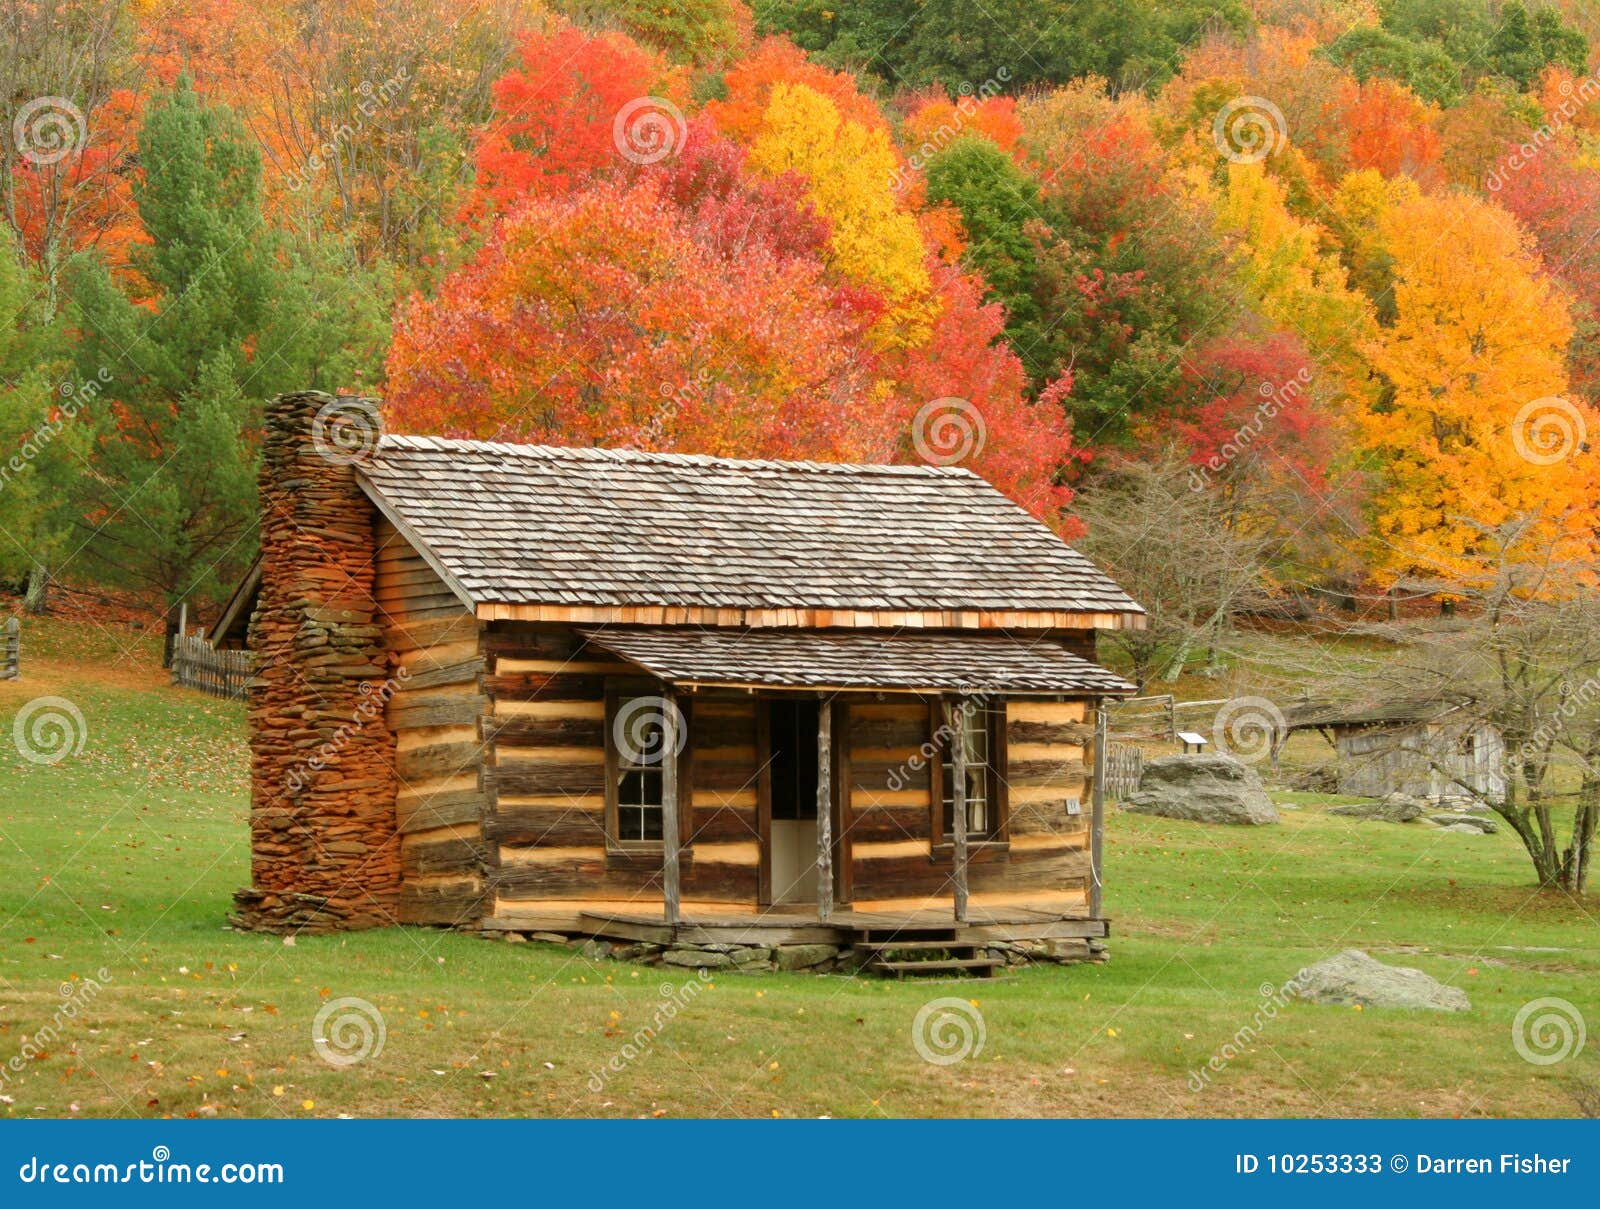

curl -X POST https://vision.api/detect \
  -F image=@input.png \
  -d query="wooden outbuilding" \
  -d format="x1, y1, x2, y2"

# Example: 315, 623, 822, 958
227, 392, 1145, 967
1281, 696, 1506, 804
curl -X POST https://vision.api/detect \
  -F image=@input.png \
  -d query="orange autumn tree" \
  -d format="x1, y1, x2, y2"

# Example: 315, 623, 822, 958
386, 163, 890, 460
387, 25, 1081, 524
902, 91, 1024, 160
1361, 191, 1600, 586
469, 24, 688, 219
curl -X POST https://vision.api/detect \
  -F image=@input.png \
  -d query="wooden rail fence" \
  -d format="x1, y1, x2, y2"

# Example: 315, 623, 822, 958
2, 616, 17, 680
171, 633, 253, 700
1108, 693, 1231, 741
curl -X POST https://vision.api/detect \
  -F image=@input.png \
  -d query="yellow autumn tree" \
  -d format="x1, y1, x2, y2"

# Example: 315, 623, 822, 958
1362, 191, 1600, 586
746, 82, 935, 345
1207, 161, 1378, 408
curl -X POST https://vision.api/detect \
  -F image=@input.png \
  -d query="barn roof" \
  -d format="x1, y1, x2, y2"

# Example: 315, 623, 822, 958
578, 626, 1137, 695
355, 435, 1143, 619
1283, 694, 1477, 730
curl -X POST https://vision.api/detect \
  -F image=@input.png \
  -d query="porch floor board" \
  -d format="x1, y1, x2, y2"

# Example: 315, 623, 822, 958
573, 905, 1109, 945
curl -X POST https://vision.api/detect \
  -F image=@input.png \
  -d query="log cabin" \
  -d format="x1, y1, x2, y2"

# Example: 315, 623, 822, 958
223, 391, 1145, 971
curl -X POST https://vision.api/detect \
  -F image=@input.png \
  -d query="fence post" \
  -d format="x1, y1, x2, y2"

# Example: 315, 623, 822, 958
2, 616, 18, 680
1091, 705, 1107, 919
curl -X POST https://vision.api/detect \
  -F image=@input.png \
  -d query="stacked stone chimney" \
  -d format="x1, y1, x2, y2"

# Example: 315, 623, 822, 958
231, 391, 401, 932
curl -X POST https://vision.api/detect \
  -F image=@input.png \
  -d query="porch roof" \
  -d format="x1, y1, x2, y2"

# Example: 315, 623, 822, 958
577, 626, 1136, 695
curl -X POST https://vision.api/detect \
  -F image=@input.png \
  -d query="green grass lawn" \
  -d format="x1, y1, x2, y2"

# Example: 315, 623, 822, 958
2, 617, 1597, 1119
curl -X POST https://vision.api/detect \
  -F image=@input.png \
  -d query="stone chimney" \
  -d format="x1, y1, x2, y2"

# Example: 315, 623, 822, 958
231, 391, 401, 932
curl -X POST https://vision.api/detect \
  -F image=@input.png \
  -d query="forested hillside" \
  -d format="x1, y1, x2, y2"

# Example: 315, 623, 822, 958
2, 0, 1598, 626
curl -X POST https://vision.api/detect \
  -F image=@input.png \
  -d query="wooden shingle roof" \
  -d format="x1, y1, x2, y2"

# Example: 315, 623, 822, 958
580, 627, 1138, 694
356, 436, 1143, 619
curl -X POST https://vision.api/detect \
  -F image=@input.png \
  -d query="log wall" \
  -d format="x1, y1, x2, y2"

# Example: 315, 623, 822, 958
376, 516, 490, 927
847, 697, 1093, 915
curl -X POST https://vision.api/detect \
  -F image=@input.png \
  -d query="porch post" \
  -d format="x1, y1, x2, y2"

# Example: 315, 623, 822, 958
1091, 701, 1107, 919
816, 696, 834, 919
946, 697, 969, 924
661, 690, 682, 925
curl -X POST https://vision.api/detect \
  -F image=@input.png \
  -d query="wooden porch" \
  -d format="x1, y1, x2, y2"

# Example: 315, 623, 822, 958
482, 903, 1110, 947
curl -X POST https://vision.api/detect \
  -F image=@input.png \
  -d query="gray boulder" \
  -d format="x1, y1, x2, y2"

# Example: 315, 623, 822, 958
1429, 812, 1498, 833
1122, 753, 1279, 825
1291, 949, 1470, 1012
1329, 792, 1428, 822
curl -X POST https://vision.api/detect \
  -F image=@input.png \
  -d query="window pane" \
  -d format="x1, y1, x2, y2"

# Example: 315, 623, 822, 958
942, 702, 994, 839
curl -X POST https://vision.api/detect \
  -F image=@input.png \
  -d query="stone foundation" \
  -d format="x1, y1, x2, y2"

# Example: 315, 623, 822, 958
231, 391, 402, 933
486, 931, 1107, 972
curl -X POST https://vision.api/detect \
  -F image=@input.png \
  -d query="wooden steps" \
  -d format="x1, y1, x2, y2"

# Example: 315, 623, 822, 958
852, 926, 1001, 979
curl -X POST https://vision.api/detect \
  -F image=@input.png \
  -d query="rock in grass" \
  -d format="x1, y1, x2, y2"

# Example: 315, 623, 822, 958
1429, 812, 1498, 833
1329, 792, 1429, 822
1121, 753, 1279, 825
1291, 949, 1470, 1012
